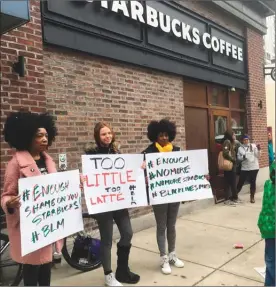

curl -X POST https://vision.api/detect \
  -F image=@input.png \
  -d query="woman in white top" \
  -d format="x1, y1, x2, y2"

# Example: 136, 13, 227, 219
237, 134, 261, 203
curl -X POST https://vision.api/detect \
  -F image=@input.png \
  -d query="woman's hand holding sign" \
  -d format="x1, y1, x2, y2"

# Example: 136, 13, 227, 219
141, 161, 146, 170
6, 195, 21, 209
141, 161, 148, 185
79, 174, 86, 191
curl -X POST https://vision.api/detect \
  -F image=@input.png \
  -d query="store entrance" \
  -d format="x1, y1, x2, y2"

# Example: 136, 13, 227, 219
184, 80, 245, 202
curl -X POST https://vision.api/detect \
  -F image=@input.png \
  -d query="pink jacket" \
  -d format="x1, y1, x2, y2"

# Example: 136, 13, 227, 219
1, 151, 64, 265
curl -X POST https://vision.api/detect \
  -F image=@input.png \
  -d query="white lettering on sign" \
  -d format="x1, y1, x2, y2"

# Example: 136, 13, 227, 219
172, 19, 181, 38
182, 23, 192, 42
238, 47, 243, 61
100, 0, 108, 9
203, 33, 211, 49
112, 1, 129, 17
130, 1, 145, 23
226, 42, 231, 56
98, 0, 243, 62
192, 28, 200, 45
147, 5, 158, 28
159, 12, 171, 34
232, 45, 237, 59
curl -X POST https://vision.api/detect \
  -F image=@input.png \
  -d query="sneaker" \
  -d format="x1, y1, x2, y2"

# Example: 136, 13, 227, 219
105, 273, 123, 286
160, 255, 171, 274
169, 252, 184, 268
224, 200, 236, 206
233, 198, 243, 204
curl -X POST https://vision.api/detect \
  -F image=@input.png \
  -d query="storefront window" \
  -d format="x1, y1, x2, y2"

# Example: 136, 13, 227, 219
210, 87, 228, 107
231, 111, 245, 141
214, 115, 227, 138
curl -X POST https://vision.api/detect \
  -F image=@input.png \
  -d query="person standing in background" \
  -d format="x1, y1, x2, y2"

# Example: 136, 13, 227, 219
222, 130, 239, 205
237, 135, 261, 203
268, 132, 274, 166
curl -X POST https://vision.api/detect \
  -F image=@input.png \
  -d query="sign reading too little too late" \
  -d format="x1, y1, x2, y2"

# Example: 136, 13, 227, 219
82, 154, 148, 214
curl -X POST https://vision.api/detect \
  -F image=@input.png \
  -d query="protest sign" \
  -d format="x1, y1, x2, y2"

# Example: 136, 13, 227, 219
19, 169, 83, 256
145, 150, 213, 205
82, 154, 148, 214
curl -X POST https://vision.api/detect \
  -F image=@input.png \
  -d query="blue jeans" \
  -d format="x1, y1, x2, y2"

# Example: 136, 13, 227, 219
265, 238, 275, 286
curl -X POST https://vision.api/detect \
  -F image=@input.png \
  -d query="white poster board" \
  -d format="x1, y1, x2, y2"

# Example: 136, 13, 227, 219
19, 170, 84, 256
82, 154, 148, 214
145, 150, 213, 205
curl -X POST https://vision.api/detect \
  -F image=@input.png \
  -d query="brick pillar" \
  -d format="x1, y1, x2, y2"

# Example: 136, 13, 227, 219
246, 27, 268, 168
0, 0, 46, 187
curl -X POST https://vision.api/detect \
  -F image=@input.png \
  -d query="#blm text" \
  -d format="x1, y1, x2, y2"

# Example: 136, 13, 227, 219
22, 180, 81, 244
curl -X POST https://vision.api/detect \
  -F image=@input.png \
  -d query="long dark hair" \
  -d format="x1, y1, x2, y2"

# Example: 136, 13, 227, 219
223, 129, 234, 143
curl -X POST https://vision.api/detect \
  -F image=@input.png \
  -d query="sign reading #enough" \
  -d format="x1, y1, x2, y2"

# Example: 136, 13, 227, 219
145, 150, 213, 205
82, 154, 148, 214
19, 169, 83, 256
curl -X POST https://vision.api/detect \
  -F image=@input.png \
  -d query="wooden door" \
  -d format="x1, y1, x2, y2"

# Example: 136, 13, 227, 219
209, 109, 231, 202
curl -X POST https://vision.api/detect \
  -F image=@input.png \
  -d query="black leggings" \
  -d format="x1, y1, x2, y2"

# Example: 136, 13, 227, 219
224, 170, 238, 200
23, 263, 51, 286
237, 169, 259, 194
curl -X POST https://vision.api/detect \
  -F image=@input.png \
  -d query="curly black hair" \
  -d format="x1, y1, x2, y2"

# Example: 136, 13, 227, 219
3, 111, 57, 151
147, 119, 177, 142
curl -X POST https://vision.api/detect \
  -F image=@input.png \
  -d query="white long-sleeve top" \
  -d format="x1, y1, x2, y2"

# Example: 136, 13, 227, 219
237, 143, 260, 171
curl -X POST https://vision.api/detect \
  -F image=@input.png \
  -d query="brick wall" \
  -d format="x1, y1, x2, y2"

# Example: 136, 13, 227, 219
0, 0, 45, 188
43, 46, 185, 217
43, 47, 185, 162
246, 28, 268, 168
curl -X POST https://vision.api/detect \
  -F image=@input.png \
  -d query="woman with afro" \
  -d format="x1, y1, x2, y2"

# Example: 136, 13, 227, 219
142, 119, 184, 275
1, 111, 63, 286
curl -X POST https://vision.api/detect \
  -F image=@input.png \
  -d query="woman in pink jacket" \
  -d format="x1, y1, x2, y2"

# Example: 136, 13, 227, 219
1, 111, 63, 286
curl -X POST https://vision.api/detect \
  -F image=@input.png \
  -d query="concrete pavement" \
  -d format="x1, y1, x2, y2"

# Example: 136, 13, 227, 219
51, 191, 266, 286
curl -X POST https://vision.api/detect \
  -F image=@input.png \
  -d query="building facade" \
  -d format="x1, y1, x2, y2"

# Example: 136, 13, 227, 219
264, 15, 275, 64
1, 1, 275, 211
264, 14, 275, 149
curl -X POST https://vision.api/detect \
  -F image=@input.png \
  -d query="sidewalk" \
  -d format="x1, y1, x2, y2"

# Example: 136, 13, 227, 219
51, 191, 265, 286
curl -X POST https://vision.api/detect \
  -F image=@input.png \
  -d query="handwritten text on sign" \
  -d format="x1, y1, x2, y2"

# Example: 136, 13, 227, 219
145, 150, 213, 205
19, 170, 84, 256
82, 154, 148, 214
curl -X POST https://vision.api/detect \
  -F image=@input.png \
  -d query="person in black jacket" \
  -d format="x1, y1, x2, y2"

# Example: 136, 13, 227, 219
142, 119, 184, 275
85, 122, 139, 287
